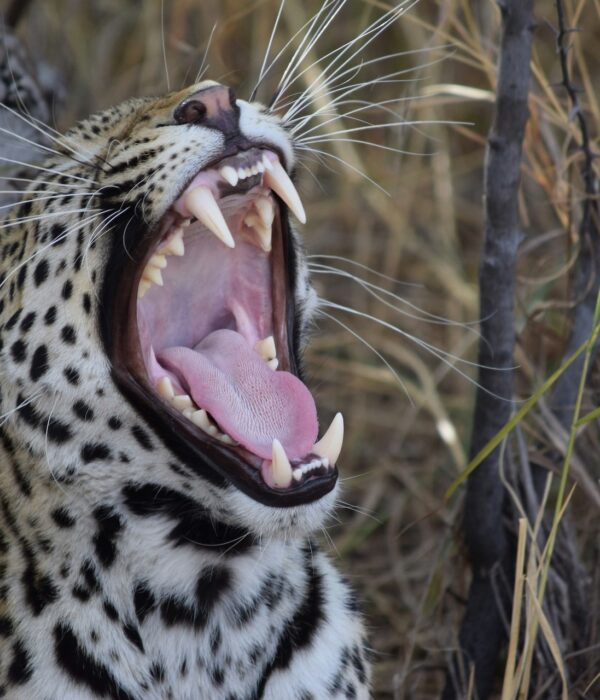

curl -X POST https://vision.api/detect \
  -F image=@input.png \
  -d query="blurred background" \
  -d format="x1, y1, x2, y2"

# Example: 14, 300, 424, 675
4, 0, 600, 696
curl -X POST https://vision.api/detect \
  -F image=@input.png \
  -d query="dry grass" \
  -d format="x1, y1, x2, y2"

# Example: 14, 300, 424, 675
10, 0, 600, 696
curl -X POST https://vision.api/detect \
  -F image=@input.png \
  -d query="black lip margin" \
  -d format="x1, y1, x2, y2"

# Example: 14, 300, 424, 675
99, 161, 338, 508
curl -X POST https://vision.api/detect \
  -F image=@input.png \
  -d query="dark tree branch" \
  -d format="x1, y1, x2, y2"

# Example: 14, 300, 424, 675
443, 1, 534, 698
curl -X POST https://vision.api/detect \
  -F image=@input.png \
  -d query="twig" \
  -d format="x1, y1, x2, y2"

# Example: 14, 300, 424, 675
442, 1, 535, 698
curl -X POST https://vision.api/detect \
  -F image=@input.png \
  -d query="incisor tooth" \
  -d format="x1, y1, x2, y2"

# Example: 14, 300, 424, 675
264, 160, 306, 224
267, 358, 279, 371
166, 233, 185, 257
255, 336, 276, 361
157, 376, 175, 400
149, 254, 167, 269
172, 394, 193, 411
313, 413, 344, 466
220, 165, 238, 187
271, 439, 293, 488
143, 266, 163, 286
185, 187, 235, 249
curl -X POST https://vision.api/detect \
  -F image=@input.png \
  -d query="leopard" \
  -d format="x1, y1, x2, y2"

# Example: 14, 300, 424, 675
0, 70, 372, 700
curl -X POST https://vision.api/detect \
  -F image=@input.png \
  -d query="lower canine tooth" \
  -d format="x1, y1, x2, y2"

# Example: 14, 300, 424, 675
185, 186, 235, 249
256, 197, 275, 227
157, 376, 175, 399
313, 413, 344, 466
255, 336, 276, 361
271, 439, 293, 488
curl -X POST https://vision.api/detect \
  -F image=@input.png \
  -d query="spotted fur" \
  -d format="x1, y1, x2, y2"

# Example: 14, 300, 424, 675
0, 81, 370, 698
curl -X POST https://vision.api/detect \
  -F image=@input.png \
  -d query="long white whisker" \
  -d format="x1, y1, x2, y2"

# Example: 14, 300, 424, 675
0, 191, 98, 213
161, 0, 171, 91
0, 156, 97, 184
195, 22, 218, 84
317, 309, 412, 399
251, 0, 286, 101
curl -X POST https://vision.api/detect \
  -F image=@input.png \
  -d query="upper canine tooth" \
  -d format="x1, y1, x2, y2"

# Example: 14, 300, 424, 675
271, 439, 293, 488
157, 376, 175, 400
255, 336, 276, 361
264, 160, 306, 224
143, 266, 163, 286
185, 187, 235, 249
262, 154, 273, 171
219, 166, 238, 186
312, 413, 344, 466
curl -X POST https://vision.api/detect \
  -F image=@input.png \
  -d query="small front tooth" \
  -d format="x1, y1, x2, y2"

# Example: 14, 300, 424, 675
237, 167, 246, 180
181, 218, 191, 227
143, 266, 163, 286
149, 254, 167, 269
138, 280, 151, 299
264, 160, 306, 224
172, 394, 193, 411
157, 376, 175, 400
255, 197, 274, 226
220, 165, 239, 187
271, 439, 293, 488
255, 336, 276, 361
313, 413, 344, 466
216, 432, 235, 445
185, 187, 235, 249
256, 161, 265, 173
182, 408, 195, 419
191, 409, 212, 431
267, 358, 279, 371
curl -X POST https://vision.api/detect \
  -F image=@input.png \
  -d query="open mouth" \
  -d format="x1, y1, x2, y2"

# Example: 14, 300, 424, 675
105, 146, 341, 506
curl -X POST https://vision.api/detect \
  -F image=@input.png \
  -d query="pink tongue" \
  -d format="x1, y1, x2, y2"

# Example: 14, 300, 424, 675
157, 329, 318, 460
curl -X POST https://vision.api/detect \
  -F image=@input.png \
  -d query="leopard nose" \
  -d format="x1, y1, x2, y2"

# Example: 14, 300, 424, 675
174, 86, 240, 136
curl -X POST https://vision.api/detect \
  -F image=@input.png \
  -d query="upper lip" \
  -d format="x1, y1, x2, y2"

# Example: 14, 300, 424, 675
102, 144, 340, 506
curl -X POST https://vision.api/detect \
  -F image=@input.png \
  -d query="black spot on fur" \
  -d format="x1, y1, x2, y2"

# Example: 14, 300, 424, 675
122, 483, 252, 554
255, 550, 325, 694
73, 399, 94, 422
19, 312, 36, 332
33, 259, 49, 286
61, 279, 73, 300
63, 366, 80, 385
50, 507, 75, 528
0, 615, 14, 637
7, 640, 32, 685
93, 506, 123, 568
30, 345, 49, 381
5, 309, 22, 331
21, 543, 59, 615
108, 416, 122, 430
103, 600, 119, 621
122, 621, 144, 653
44, 306, 57, 324
131, 425, 153, 451
81, 443, 112, 463
61, 324, 76, 344
10, 340, 26, 363
81, 560, 101, 595
54, 623, 136, 700
133, 583, 156, 624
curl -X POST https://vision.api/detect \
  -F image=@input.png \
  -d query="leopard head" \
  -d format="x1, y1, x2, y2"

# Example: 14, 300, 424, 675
0, 81, 342, 540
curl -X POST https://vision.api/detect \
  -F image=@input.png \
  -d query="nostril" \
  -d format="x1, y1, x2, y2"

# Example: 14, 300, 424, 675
174, 99, 207, 125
